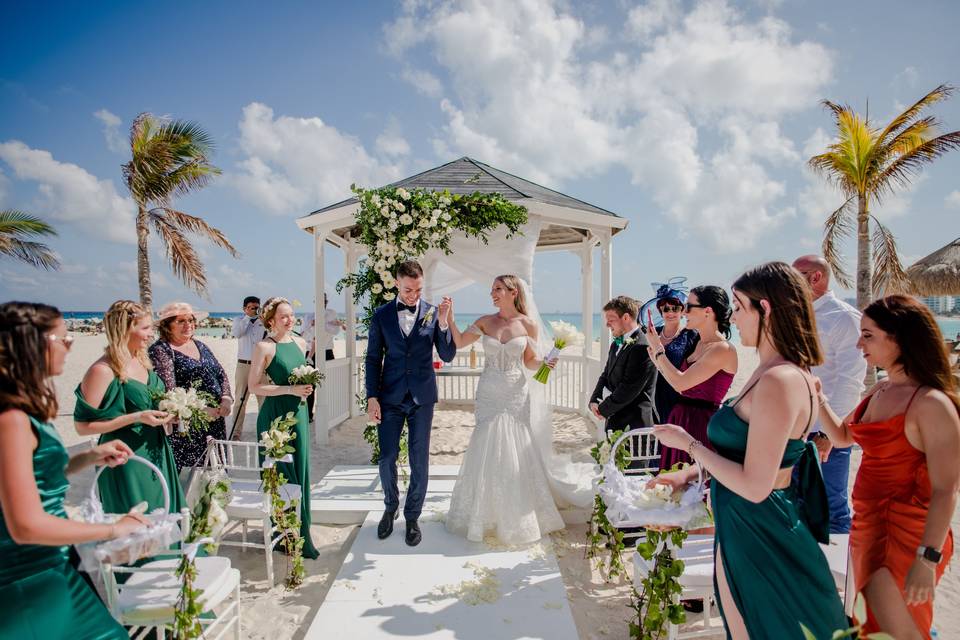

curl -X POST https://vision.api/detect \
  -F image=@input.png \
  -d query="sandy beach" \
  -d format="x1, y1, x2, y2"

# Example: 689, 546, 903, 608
53, 335, 959, 639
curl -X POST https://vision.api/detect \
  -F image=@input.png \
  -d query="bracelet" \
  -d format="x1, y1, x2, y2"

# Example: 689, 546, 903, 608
109, 523, 117, 540
686, 439, 700, 457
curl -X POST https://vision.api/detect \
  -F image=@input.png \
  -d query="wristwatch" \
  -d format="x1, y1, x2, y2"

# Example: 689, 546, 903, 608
917, 545, 942, 563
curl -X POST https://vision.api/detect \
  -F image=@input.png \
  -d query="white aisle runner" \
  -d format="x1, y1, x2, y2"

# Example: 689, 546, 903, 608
304, 510, 580, 640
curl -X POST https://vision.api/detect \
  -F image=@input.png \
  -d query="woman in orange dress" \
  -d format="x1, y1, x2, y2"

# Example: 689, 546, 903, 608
816, 295, 959, 639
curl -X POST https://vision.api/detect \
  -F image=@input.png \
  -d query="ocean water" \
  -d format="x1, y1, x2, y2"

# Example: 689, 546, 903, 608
63, 311, 960, 343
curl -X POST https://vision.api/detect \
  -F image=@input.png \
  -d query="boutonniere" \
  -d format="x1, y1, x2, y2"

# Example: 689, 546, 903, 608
422, 306, 435, 324
623, 337, 637, 347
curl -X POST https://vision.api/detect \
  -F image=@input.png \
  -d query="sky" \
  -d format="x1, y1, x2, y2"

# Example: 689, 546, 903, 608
1, 0, 958, 314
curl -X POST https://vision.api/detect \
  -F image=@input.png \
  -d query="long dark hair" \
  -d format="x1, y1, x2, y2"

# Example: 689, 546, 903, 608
864, 295, 960, 416
690, 285, 732, 338
0, 301, 62, 421
732, 262, 823, 369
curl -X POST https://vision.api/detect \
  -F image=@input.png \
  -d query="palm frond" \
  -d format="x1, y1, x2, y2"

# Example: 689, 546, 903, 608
870, 130, 960, 198
875, 84, 955, 147
0, 238, 60, 270
149, 213, 208, 296
821, 196, 856, 289
0, 209, 58, 237
153, 207, 239, 257
870, 216, 910, 295
165, 162, 221, 199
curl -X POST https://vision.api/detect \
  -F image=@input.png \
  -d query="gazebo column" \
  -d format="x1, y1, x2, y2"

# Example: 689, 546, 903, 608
599, 229, 612, 353
344, 240, 360, 417
580, 237, 594, 414
313, 225, 331, 446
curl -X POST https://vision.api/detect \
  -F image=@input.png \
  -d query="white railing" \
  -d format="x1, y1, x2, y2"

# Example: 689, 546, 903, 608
325, 357, 352, 426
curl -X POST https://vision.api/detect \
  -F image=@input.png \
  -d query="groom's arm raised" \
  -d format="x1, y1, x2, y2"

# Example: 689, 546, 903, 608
365, 310, 386, 418
433, 305, 457, 363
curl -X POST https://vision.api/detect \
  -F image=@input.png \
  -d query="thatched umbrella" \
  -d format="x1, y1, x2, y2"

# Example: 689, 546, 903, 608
907, 237, 960, 295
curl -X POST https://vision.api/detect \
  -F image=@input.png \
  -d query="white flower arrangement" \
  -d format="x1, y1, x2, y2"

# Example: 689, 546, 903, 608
422, 306, 435, 324
533, 321, 585, 383
399, 213, 413, 225
288, 364, 324, 406
155, 384, 217, 434
371, 283, 383, 294
383, 292, 396, 301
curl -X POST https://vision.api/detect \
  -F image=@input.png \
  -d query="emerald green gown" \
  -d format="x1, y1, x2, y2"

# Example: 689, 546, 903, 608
0, 416, 127, 639
256, 339, 319, 559
74, 370, 185, 516
708, 398, 849, 639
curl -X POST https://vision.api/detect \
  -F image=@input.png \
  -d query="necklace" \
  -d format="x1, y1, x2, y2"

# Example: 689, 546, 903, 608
661, 326, 679, 341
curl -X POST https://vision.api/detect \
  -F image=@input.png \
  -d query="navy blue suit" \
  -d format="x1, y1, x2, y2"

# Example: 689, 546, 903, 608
365, 300, 456, 520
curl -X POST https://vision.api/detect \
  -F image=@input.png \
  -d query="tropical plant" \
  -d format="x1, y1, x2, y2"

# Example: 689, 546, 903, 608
123, 113, 238, 307
0, 209, 59, 270
809, 84, 960, 308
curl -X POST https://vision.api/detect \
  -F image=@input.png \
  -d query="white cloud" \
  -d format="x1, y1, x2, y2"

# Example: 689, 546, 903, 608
375, 119, 412, 158
627, 0, 681, 39
383, 0, 833, 251
0, 168, 9, 205
230, 102, 406, 215
400, 68, 443, 98
946, 190, 960, 209
0, 269, 41, 290
0, 140, 135, 243
93, 109, 126, 153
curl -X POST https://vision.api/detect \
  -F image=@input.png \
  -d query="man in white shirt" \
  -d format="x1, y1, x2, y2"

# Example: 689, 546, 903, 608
794, 255, 866, 533
229, 295, 266, 440
301, 294, 346, 422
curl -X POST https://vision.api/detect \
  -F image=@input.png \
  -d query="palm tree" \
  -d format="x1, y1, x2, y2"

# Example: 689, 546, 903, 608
0, 209, 60, 270
809, 84, 960, 309
123, 113, 238, 307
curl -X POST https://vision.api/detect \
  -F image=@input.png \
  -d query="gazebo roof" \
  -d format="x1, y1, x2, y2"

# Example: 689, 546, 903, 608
296, 157, 627, 250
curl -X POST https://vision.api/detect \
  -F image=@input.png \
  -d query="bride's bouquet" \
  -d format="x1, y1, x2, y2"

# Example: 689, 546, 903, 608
288, 364, 324, 406
533, 320, 584, 383
155, 383, 217, 435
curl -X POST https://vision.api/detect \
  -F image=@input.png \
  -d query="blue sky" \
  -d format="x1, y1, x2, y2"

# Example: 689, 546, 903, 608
1, 0, 958, 314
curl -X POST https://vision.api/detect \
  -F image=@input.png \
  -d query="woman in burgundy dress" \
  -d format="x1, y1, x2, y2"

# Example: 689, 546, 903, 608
646, 285, 738, 469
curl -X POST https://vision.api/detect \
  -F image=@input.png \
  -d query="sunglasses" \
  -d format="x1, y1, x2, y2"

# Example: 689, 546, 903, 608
659, 304, 683, 313
684, 303, 708, 312
173, 317, 197, 326
47, 334, 75, 350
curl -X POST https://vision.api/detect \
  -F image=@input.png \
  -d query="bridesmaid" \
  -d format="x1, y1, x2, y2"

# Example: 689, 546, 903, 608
249, 297, 320, 559
652, 262, 848, 639
646, 285, 737, 468
817, 295, 959, 639
74, 300, 185, 515
0, 301, 148, 640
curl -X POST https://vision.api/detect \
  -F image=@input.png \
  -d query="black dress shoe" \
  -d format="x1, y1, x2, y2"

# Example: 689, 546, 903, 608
405, 520, 422, 546
378, 510, 399, 539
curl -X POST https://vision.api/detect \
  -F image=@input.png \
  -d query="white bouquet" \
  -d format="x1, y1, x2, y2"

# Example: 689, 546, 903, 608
597, 461, 712, 530
533, 320, 584, 383
288, 364, 324, 406
155, 383, 216, 435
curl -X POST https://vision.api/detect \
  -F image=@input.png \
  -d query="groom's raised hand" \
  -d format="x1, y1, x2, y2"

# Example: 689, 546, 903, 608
438, 296, 453, 328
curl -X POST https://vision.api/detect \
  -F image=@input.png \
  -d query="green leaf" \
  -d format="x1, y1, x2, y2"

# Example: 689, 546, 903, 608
799, 623, 818, 640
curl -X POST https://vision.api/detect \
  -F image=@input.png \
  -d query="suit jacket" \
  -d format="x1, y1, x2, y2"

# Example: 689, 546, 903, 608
590, 330, 658, 431
365, 300, 457, 405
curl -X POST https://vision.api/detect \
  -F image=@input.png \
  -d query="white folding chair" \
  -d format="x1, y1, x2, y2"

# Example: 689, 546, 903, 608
633, 534, 722, 639
201, 437, 302, 586
99, 508, 242, 640
820, 532, 856, 616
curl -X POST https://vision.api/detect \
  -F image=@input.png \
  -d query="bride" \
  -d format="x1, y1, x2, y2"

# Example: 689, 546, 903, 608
441, 275, 595, 545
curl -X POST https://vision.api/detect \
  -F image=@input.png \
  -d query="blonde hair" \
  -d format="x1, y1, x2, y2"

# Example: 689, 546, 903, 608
260, 296, 291, 331
495, 275, 528, 316
103, 300, 152, 381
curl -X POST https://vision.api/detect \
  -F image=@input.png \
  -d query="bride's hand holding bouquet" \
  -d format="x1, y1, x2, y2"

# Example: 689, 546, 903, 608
533, 320, 584, 383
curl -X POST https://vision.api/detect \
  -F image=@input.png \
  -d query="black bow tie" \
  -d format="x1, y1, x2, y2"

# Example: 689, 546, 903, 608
397, 302, 417, 313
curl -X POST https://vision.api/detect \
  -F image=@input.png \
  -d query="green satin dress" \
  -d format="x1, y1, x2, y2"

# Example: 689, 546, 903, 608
256, 339, 320, 559
73, 370, 185, 516
708, 397, 849, 639
0, 416, 127, 639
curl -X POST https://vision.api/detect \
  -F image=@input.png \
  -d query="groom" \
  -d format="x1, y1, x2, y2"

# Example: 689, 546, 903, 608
365, 260, 456, 546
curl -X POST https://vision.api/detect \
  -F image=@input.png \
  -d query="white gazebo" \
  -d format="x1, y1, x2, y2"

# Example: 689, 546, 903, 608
296, 157, 627, 442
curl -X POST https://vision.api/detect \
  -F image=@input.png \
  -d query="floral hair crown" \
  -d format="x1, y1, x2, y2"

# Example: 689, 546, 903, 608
260, 297, 290, 322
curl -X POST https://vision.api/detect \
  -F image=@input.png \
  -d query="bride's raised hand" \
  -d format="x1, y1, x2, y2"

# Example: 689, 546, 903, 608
438, 296, 453, 326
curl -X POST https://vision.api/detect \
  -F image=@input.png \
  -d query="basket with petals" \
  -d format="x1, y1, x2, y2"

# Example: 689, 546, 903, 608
596, 429, 712, 531
75, 455, 183, 570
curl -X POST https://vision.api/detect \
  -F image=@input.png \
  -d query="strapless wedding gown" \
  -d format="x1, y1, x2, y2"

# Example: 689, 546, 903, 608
446, 335, 590, 545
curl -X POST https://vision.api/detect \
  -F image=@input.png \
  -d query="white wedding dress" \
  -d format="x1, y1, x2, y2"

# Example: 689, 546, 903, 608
445, 333, 596, 545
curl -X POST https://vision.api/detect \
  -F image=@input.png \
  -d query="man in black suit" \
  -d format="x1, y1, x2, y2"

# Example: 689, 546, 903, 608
590, 295, 658, 439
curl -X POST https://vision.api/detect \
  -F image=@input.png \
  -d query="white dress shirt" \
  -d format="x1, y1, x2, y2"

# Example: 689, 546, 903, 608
397, 299, 419, 336
811, 290, 866, 432
231, 314, 266, 361
301, 309, 342, 351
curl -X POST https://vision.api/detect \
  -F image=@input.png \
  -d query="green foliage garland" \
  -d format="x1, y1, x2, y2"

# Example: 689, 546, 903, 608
261, 411, 305, 588
337, 184, 527, 328
587, 430, 629, 580
630, 528, 688, 640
